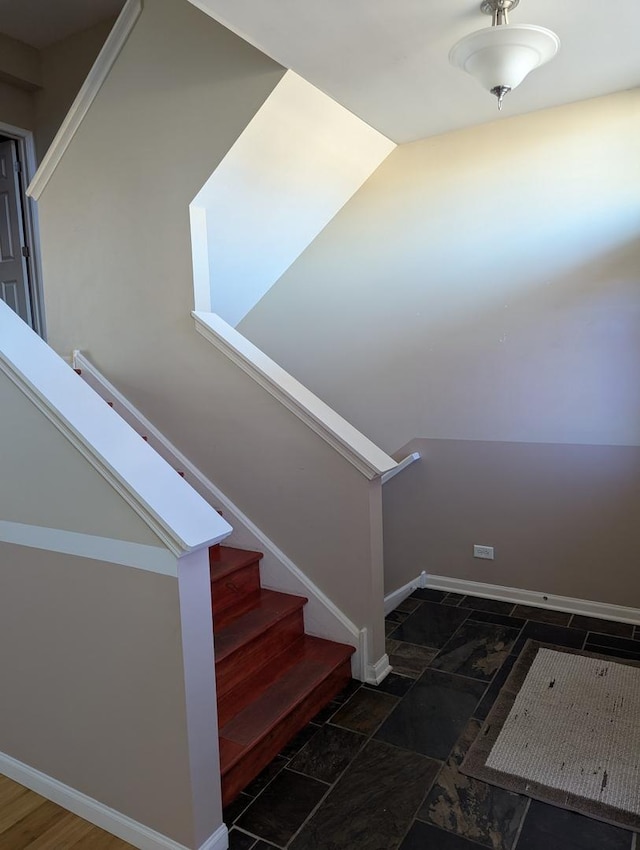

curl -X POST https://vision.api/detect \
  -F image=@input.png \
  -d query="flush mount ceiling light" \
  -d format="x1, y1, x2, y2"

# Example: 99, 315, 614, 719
449, 0, 560, 110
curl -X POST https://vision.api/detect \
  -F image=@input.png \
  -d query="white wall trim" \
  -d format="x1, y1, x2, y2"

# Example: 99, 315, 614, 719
0, 752, 228, 850
0, 520, 177, 576
193, 311, 397, 480
358, 627, 392, 684
383, 572, 427, 615
385, 572, 640, 625
0, 302, 232, 558
198, 828, 229, 850
73, 350, 367, 675
425, 575, 640, 625
26, 0, 143, 201
367, 653, 393, 685
381, 452, 420, 484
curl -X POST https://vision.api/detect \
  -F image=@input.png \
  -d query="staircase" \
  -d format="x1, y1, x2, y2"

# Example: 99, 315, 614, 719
73, 367, 355, 806
211, 544, 354, 805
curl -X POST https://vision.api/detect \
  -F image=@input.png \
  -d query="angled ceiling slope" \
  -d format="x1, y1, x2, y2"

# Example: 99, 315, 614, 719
188, 0, 640, 143
0, 0, 125, 48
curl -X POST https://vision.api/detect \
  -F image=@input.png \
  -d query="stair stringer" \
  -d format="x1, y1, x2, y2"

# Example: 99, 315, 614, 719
72, 351, 377, 681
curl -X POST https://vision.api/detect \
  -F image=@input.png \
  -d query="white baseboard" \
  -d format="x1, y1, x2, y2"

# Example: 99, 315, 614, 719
358, 627, 392, 684
199, 827, 229, 850
385, 573, 640, 625
384, 572, 427, 615
0, 752, 228, 850
366, 653, 392, 684
72, 351, 364, 675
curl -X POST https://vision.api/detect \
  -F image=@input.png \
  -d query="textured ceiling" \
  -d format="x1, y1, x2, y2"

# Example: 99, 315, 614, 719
0, 0, 125, 48
188, 0, 640, 143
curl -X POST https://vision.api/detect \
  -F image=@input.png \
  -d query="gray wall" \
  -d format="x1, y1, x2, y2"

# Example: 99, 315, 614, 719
0, 20, 114, 160
384, 439, 640, 604
0, 33, 39, 130
0, 367, 221, 846
0, 544, 199, 846
0, 79, 35, 131
239, 89, 640, 605
0, 372, 161, 544
37, 0, 387, 662
35, 18, 117, 161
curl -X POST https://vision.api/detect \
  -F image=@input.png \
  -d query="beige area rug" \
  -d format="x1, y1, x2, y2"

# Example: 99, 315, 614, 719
462, 641, 640, 832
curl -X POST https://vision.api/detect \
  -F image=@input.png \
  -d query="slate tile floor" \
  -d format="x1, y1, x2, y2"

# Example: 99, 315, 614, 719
225, 592, 640, 850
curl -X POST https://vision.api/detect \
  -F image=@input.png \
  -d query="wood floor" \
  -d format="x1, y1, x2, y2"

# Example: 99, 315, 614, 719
0, 775, 135, 850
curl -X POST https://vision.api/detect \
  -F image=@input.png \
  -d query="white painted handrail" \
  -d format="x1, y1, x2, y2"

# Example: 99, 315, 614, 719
0, 301, 232, 557
193, 310, 398, 480
27, 0, 143, 201
381, 452, 420, 484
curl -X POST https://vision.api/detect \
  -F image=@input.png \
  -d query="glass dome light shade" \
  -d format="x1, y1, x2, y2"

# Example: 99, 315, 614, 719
449, 24, 560, 92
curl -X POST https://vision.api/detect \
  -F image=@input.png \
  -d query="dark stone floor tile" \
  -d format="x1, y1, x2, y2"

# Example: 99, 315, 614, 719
386, 639, 439, 678
511, 622, 586, 655
224, 793, 253, 824
289, 739, 440, 850
242, 756, 288, 798
400, 821, 486, 849
411, 588, 448, 602
309, 701, 340, 725
391, 600, 470, 649
375, 669, 486, 760
512, 605, 571, 626
443, 593, 467, 606
459, 597, 515, 616
278, 724, 319, 758
584, 642, 640, 662
473, 654, 518, 721
396, 597, 421, 613
569, 615, 634, 639
516, 800, 633, 850
418, 719, 528, 850
431, 622, 520, 681
289, 723, 365, 783
237, 769, 328, 847
467, 610, 526, 629
583, 632, 640, 653
228, 828, 257, 849
330, 686, 399, 735
387, 610, 409, 623
332, 678, 362, 704
386, 620, 400, 636
634, 626, 640, 641
253, 843, 280, 850
364, 671, 415, 697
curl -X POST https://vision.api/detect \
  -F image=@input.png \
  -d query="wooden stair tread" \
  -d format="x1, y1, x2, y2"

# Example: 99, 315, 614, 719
219, 635, 354, 772
209, 545, 263, 582
217, 635, 309, 727
214, 589, 307, 661
213, 588, 262, 630
219, 736, 245, 769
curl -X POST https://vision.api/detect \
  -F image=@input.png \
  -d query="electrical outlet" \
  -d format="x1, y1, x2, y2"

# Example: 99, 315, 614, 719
474, 545, 494, 560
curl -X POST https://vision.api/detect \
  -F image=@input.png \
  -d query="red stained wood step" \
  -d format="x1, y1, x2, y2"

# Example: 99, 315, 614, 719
210, 546, 263, 626
217, 635, 308, 728
209, 545, 263, 583
214, 590, 306, 698
219, 635, 354, 805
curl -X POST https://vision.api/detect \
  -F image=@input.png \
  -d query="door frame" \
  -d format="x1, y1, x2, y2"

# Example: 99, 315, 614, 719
0, 120, 46, 338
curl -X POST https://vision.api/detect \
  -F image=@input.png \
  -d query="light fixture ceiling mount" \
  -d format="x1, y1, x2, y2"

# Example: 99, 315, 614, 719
480, 0, 520, 24
449, 0, 559, 111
